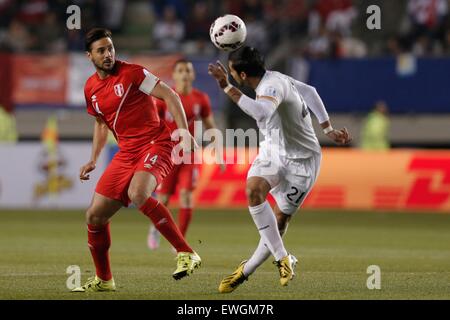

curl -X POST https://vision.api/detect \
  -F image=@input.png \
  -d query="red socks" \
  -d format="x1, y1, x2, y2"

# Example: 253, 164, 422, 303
87, 223, 112, 281
178, 208, 193, 236
140, 197, 193, 253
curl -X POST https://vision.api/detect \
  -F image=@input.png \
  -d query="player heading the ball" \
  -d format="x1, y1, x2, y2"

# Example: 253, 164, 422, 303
208, 46, 351, 292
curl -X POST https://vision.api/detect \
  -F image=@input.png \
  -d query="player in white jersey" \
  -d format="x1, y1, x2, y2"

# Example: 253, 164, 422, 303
208, 46, 351, 292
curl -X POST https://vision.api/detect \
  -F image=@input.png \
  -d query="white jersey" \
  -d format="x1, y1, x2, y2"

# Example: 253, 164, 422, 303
255, 70, 321, 159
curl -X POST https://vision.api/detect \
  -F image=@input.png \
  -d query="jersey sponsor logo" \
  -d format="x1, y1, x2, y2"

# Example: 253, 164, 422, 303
114, 83, 124, 97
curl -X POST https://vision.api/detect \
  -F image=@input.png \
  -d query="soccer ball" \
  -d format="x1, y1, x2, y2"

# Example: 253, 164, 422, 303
210, 15, 247, 52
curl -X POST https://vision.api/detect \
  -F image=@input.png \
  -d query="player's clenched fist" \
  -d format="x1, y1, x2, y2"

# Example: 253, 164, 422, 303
79, 160, 96, 181
326, 127, 352, 145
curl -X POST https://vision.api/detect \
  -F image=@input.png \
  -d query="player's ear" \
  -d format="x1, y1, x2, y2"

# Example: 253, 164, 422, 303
86, 50, 92, 59
240, 71, 247, 81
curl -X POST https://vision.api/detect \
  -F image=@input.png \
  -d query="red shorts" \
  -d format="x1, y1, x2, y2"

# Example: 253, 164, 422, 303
96, 142, 174, 206
157, 163, 200, 195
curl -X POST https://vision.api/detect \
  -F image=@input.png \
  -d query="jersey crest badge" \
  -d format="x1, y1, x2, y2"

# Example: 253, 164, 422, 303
114, 83, 124, 97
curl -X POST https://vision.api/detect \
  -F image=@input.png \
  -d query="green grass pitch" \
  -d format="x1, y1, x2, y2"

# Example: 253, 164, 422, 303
0, 208, 449, 300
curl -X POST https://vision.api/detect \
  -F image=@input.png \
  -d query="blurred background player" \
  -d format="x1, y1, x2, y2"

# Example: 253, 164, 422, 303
360, 101, 391, 150
208, 46, 351, 292
74, 28, 201, 292
148, 59, 225, 250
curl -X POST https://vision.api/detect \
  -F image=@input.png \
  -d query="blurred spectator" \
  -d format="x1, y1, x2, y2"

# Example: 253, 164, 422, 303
66, 29, 85, 52
99, 0, 125, 33
310, 0, 357, 36
307, 25, 332, 58
0, 0, 15, 28
182, 1, 215, 55
36, 12, 65, 52
244, 13, 269, 53
151, 0, 188, 23
16, 0, 49, 26
0, 106, 18, 143
445, 29, 450, 54
3, 18, 36, 52
334, 31, 368, 58
153, 5, 185, 52
282, 0, 309, 37
360, 101, 390, 150
407, 0, 449, 56
185, 2, 211, 42
243, 0, 264, 20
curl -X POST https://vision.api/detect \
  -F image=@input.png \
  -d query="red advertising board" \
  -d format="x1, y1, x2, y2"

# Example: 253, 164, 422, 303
167, 148, 450, 213
12, 54, 68, 105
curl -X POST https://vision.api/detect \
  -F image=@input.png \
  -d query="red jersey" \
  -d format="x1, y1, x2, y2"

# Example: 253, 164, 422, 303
84, 60, 171, 153
153, 88, 212, 135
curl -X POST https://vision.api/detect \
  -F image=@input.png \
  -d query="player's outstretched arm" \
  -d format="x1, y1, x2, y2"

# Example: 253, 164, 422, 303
292, 78, 352, 145
208, 61, 275, 122
292, 79, 329, 124
80, 116, 108, 181
151, 81, 198, 152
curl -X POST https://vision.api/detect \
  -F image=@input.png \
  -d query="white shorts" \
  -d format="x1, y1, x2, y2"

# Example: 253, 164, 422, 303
247, 151, 321, 215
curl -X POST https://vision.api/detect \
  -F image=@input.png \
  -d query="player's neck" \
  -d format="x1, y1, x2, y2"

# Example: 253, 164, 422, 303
96, 68, 111, 80
175, 84, 192, 95
248, 77, 262, 90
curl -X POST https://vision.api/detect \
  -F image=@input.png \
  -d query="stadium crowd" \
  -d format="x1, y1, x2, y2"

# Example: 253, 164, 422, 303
0, 0, 449, 58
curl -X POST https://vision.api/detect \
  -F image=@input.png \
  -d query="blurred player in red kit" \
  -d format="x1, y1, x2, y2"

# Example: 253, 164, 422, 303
148, 59, 225, 250
73, 28, 201, 292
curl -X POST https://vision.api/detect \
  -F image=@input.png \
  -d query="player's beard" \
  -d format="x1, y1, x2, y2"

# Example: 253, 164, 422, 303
95, 59, 115, 73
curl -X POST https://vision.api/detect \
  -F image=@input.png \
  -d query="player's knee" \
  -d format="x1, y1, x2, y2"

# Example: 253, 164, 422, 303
127, 187, 150, 207
86, 206, 109, 225
246, 186, 267, 206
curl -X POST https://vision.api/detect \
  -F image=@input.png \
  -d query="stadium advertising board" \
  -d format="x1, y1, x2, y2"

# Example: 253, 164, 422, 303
1, 146, 448, 212
181, 148, 450, 213
0, 143, 106, 208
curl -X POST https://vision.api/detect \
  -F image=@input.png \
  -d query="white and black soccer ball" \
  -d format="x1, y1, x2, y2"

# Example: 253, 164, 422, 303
209, 14, 247, 52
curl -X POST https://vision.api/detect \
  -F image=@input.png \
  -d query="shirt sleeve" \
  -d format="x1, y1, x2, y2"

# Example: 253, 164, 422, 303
201, 93, 212, 118
291, 78, 329, 123
256, 77, 285, 107
84, 87, 97, 116
132, 66, 160, 95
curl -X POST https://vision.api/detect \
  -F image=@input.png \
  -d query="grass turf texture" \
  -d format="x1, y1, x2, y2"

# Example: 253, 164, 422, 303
0, 209, 449, 300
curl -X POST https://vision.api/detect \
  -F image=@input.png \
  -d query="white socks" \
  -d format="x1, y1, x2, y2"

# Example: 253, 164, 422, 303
248, 201, 288, 262
243, 238, 271, 277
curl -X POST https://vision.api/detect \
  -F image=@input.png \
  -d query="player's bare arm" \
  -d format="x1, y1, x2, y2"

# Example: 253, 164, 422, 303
151, 81, 198, 152
202, 115, 226, 172
79, 116, 108, 181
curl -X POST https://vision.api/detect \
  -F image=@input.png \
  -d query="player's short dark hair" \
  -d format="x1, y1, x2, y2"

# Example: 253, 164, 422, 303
85, 28, 113, 52
173, 58, 191, 69
228, 46, 265, 78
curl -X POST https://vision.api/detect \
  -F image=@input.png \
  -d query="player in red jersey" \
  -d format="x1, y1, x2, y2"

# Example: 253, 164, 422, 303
147, 59, 225, 250
72, 28, 201, 292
